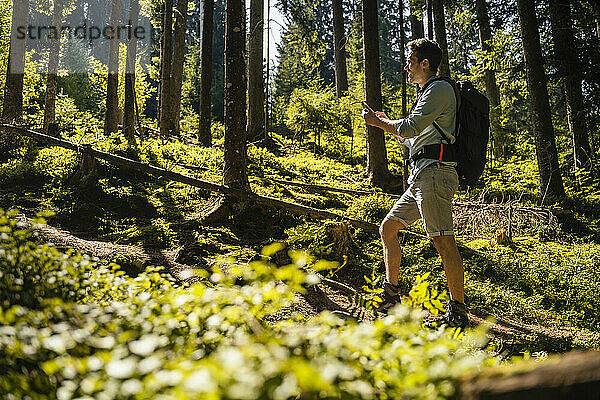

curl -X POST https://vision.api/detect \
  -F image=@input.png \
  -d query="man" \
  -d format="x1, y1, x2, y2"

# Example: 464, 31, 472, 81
361, 38, 468, 329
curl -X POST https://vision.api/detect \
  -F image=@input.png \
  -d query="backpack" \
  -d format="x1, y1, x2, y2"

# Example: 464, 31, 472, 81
411, 78, 490, 187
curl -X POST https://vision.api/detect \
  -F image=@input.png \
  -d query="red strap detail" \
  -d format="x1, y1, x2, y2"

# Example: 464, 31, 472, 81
439, 143, 444, 161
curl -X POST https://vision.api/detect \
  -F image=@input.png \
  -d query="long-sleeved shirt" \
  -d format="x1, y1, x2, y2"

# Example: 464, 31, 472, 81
394, 76, 457, 184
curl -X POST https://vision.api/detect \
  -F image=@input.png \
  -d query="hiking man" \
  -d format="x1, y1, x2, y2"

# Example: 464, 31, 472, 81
361, 38, 468, 329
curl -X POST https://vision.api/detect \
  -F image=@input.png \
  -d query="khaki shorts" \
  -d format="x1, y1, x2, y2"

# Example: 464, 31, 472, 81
385, 162, 458, 237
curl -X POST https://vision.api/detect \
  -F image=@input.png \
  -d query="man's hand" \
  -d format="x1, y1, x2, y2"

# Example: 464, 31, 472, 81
361, 102, 381, 127
361, 102, 405, 142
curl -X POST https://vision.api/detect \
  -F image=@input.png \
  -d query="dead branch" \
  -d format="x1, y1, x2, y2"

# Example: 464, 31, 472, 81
271, 178, 375, 196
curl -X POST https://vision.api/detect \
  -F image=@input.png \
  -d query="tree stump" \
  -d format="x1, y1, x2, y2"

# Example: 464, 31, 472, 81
69, 145, 98, 184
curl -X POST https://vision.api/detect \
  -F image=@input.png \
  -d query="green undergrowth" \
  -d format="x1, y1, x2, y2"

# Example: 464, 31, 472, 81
3, 129, 600, 355
0, 209, 494, 399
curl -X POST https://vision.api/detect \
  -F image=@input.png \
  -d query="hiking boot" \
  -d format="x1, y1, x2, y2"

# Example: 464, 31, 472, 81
376, 280, 402, 314
425, 299, 468, 330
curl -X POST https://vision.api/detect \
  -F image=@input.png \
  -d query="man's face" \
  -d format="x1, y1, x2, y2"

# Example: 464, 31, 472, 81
405, 52, 428, 85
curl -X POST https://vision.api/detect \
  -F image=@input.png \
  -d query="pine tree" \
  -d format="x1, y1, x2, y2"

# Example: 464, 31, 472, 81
516, 0, 565, 201
198, 0, 215, 146
362, 0, 390, 186
224, 0, 248, 188
548, 0, 592, 172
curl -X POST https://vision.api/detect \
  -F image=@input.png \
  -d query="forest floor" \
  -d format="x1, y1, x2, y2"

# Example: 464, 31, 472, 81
14, 205, 600, 360
3, 132, 600, 359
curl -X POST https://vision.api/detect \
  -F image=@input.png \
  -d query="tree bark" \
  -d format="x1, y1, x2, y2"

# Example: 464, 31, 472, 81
123, 0, 139, 139
548, 0, 592, 172
431, 0, 450, 77
362, 0, 389, 187
400, 0, 409, 190
105, 0, 122, 135
170, 0, 189, 134
224, 0, 249, 188
247, 0, 265, 142
198, 0, 214, 146
332, 0, 348, 97
458, 351, 600, 400
409, 0, 424, 40
516, 0, 565, 201
475, 0, 503, 158
2, 0, 29, 123
426, 0, 433, 40
594, 3, 600, 39
159, 0, 175, 137
43, 0, 65, 136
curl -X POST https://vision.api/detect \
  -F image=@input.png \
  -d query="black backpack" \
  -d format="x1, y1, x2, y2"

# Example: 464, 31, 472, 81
410, 78, 490, 187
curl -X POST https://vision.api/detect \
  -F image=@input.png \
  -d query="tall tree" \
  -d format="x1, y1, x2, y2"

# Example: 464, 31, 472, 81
123, 0, 139, 139
2, 0, 29, 122
43, 0, 66, 136
516, 0, 565, 200
332, 0, 348, 97
409, 0, 424, 40
247, 0, 265, 142
431, 0, 450, 77
224, 0, 248, 188
198, 0, 214, 146
548, 0, 592, 171
594, 2, 600, 39
105, 0, 121, 135
474, 0, 503, 157
426, 0, 433, 39
159, 0, 174, 136
362, 0, 389, 186
400, 0, 410, 190
170, 0, 189, 134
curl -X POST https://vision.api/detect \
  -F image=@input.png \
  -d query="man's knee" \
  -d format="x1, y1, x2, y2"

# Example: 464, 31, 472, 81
380, 218, 405, 240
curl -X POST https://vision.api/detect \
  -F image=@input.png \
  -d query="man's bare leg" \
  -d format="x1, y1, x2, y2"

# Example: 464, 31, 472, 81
431, 235, 464, 303
379, 218, 406, 285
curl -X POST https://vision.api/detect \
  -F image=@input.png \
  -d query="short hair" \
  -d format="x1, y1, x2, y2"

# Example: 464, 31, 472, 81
407, 38, 442, 74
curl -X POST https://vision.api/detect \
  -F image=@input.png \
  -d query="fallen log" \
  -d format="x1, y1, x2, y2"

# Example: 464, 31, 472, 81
1, 124, 379, 232
458, 350, 600, 400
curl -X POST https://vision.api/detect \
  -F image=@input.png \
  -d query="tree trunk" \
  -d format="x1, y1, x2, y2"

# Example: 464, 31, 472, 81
264, 0, 271, 137
2, 0, 29, 123
432, 0, 450, 77
409, 0, 424, 40
198, 0, 214, 146
224, 0, 249, 188
475, 0, 503, 158
247, 0, 265, 142
43, 0, 65, 136
400, 0, 409, 190
332, 0, 348, 97
362, 0, 389, 187
516, 0, 565, 201
548, 0, 592, 172
123, 0, 139, 139
426, 0, 433, 40
594, 3, 600, 39
105, 0, 122, 135
159, 0, 175, 137
170, 0, 189, 134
